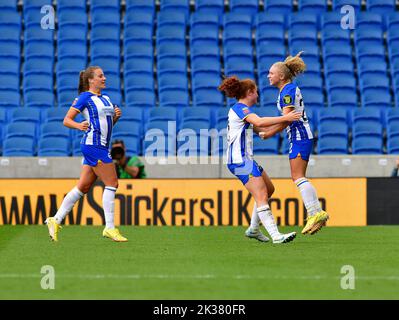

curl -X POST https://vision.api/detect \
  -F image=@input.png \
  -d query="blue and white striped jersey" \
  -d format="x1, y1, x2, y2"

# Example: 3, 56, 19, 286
72, 91, 115, 148
277, 83, 313, 141
227, 103, 254, 164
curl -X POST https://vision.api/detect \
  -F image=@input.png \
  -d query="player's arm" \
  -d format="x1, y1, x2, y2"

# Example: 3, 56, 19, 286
245, 110, 301, 128
257, 106, 295, 139
63, 108, 89, 131
113, 105, 122, 124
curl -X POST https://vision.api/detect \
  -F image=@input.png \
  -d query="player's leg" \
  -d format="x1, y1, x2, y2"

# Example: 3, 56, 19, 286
245, 175, 295, 244
289, 143, 328, 235
46, 165, 96, 241
93, 162, 127, 242
247, 170, 275, 241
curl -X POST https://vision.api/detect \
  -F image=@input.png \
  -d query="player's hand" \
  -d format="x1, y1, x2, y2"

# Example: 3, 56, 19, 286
259, 132, 267, 140
284, 111, 302, 122
79, 121, 89, 131
114, 105, 122, 120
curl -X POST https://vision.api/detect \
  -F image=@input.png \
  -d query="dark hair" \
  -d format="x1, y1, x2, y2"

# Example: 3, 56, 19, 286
218, 76, 257, 100
78, 66, 101, 94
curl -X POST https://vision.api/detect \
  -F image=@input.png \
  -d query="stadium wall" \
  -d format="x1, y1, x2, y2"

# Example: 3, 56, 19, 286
0, 155, 398, 178
0, 177, 397, 226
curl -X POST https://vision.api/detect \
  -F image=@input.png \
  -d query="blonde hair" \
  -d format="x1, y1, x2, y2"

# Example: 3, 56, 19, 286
274, 51, 306, 81
218, 76, 256, 100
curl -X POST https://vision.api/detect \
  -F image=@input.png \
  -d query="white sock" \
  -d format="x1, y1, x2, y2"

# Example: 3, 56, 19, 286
256, 205, 281, 240
295, 178, 322, 217
54, 187, 84, 224
249, 204, 261, 231
103, 186, 117, 229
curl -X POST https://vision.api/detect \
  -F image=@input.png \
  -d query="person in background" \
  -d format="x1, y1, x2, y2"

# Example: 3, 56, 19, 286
111, 139, 147, 179
391, 158, 399, 177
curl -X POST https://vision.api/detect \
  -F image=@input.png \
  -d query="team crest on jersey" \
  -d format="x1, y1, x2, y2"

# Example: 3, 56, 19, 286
242, 107, 250, 114
71, 98, 78, 106
283, 95, 292, 104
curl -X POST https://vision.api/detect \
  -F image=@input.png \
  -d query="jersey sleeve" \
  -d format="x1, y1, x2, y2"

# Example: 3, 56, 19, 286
71, 94, 87, 113
232, 104, 254, 120
280, 85, 296, 109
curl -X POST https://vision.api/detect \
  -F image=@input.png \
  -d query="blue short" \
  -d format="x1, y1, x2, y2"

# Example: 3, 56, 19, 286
227, 159, 264, 185
288, 139, 313, 161
81, 144, 113, 167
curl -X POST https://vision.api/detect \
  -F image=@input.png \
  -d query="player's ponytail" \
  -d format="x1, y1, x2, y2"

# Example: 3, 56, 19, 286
283, 51, 307, 80
78, 66, 101, 94
218, 76, 256, 100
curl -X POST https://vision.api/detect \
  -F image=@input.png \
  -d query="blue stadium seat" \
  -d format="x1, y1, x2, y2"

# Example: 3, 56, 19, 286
23, 72, 53, 93
24, 25, 53, 46
0, 41, 20, 62
332, 0, 361, 12
326, 75, 356, 95
40, 122, 71, 139
190, 25, 219, 47
58, 8, 88, 28
124, 42, 153, 61
44, 107, 70, 123
264, 0, 293, 14
156, 26, 186, 47
0, 89, 20, 108
328, 90, 358, 109
58, 0, 86, 10
90, 57, 120, 75
119, 107, 143, 124
144, 120, 176, 156
160, 0, 190, 21
58, 40, 87, 60
289, 28, 318, 47
38, 137, 71, 157
387, 120, 399, 139
6, 122, 36, 139
367, 0, 395, 14
321, 28, 351, 48
113, 136, 141, 156
360, 75, 390, 93
24, 42, 53, 60
298, 0, 327, 13
289, 12, 319, 30
289, 45, 320, 66
58, 89, 77, 108
23, 56, 53, 76
193, 88, 224, 107
352, 108, 382, 127
72, 136, 83, 156
125, 0, 155, 16
2, 137, 35, 156
195, 0, 224, 16
157, 42, 186, 60
352, 136, 383, 154
58, 24, 87, 43
358, 60, 388, 78
256, 24, 285, 47
257, 44, 286, 71
321, 12, 345, 31
112, 121, 141, 139
355, 26, 384, 47
192, 73, 221, 93
190, 13, 220, 40
159, 73, 188, 91
230, 0, 258, 15
159, 88, 189, 108
0, 72, 19, 92
325, 59, 354, 78
148, 107, 177, 123
356, 12, 383, 30
386, 108, 399, 125
191, 57, 220, 77
0, 0, 17, 12
253, 135, 280, 155
223, 25, 252, 47
356, 45, 385, 66
124, 71, 153, 93
255, 12, 285, 30
317, 136, 348, 154
260, 87, 280, 107
91, 7, 120, 28
182, 107, 211, 125
387, 12, 399, 30
353, 120, 383, 139
11, 107, 41, 124
361, 88, 392, 108
387, 136, 399, 154
126, 89, 156, 108
157, 56, 187, 75
124, 12, 153, 37
24, 88, 54, 108
124, 57, 154, 73
318, 107, 349, 125
318, 121, 349, 139
388, 27, 399, 51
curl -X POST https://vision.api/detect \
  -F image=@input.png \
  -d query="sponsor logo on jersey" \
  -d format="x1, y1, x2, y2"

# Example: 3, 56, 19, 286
283, 95, 293, 104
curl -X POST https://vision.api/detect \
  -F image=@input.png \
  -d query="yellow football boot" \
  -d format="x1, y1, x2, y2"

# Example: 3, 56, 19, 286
102, 228, 128, 242
302, 211, 329, 235
45, 217, 62, 242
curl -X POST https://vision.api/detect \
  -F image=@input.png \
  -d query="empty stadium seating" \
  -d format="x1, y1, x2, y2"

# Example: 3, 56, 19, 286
0, 1, 398, 157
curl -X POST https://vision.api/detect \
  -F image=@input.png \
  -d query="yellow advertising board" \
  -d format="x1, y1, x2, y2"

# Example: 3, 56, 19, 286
0, 178, 366, 226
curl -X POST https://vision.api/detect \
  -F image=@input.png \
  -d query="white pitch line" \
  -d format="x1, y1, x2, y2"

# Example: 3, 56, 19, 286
1, 274, 399, 281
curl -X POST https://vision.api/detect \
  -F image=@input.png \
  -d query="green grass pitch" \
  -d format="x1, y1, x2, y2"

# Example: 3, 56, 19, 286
0, 225, 398, 299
